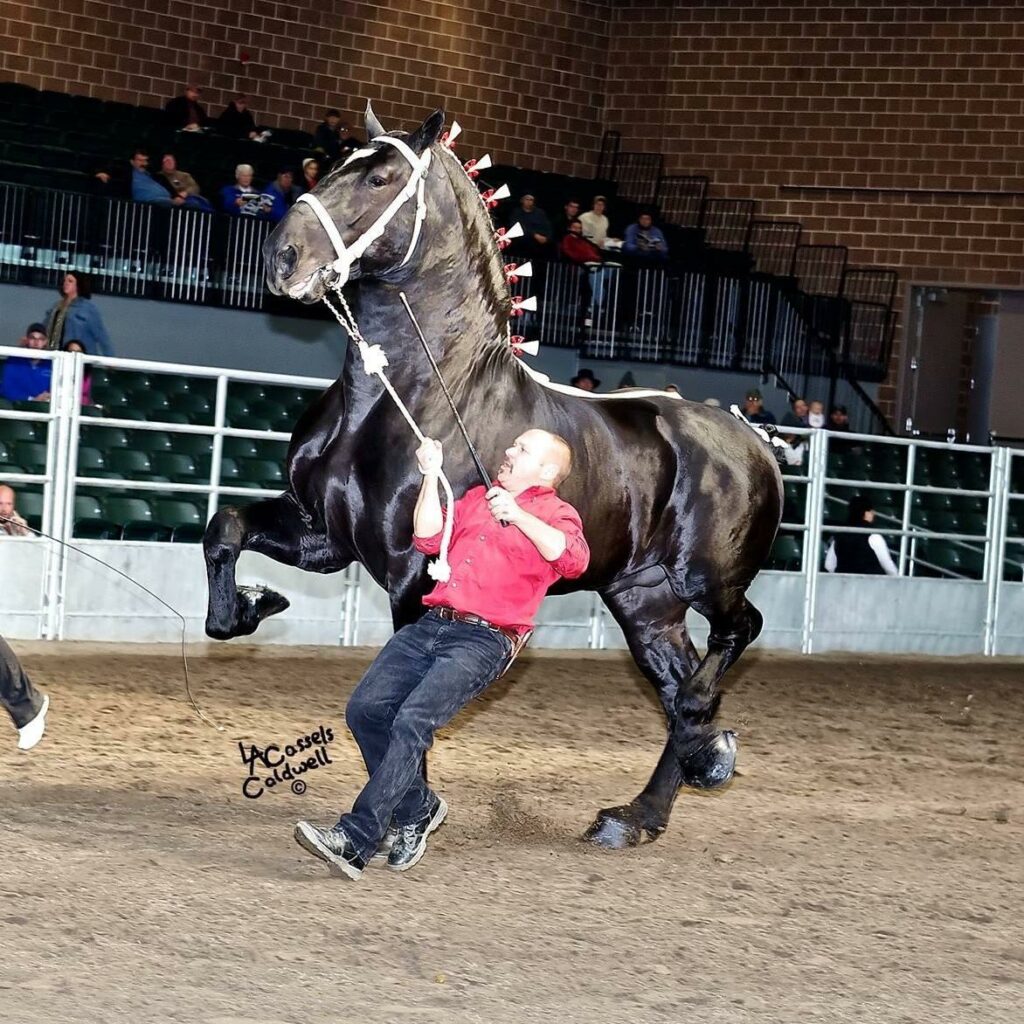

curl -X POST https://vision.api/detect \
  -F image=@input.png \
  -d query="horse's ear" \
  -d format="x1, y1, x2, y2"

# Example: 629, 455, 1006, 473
365, 100, 386, 139
407, 109, 445, 154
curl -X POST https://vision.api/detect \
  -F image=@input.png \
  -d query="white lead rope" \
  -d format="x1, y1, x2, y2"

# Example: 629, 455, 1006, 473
323, 290, 455, 582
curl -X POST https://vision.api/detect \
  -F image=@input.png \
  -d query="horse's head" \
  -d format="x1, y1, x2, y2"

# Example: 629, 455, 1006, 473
264, 104, 445, 302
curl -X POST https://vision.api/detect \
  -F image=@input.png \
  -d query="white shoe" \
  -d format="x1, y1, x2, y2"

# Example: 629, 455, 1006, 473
17, 694, 49, 751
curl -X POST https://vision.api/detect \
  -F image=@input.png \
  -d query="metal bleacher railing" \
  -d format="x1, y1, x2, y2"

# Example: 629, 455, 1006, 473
1, 350, 1022, 651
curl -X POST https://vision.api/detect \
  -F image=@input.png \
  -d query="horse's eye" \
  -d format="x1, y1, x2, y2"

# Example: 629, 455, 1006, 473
368, 174, 387, 188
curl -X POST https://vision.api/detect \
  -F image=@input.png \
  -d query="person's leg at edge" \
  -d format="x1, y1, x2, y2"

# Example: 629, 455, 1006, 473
0, 635, 49, 749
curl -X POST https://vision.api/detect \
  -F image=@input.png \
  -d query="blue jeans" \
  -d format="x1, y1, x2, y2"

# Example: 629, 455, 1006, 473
339, 609, 512, 861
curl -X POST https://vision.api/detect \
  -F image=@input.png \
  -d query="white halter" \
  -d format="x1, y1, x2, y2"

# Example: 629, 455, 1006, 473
295, 134, 432, 287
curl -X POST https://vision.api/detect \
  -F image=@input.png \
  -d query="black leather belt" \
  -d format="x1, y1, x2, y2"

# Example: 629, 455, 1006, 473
432, 606, 521, 645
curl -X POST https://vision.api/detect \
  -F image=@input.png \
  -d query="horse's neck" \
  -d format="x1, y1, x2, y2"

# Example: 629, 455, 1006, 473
339, 271, 515, 429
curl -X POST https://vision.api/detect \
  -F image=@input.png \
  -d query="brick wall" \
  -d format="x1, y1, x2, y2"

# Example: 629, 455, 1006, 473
604, 0, 1024, 411
0, 0, 609, 175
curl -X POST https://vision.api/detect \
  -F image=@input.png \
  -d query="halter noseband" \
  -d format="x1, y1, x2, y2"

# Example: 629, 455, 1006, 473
295, 135, 432, 287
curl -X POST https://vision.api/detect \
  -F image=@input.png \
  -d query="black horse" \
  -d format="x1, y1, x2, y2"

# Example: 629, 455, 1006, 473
203, 106, 783, 849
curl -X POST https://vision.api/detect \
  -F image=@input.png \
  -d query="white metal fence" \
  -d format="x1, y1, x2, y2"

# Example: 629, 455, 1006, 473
1, 348, 1022, 653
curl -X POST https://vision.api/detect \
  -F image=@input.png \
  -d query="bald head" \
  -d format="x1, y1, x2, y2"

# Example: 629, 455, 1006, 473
0, 485, 15, 518
498, 428, 573, 494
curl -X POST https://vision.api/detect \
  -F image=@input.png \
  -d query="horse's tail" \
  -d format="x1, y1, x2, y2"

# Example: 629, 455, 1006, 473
728, 405, 791, 467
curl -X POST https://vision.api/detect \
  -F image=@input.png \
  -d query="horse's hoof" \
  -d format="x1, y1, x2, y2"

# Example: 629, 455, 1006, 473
676, 729, 737, 790
238, 585, 290, 629
583, 804, 665, 850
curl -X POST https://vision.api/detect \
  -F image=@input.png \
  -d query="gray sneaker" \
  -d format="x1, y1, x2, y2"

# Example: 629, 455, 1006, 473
369, 824, 399, 868
293, 821, 367, 880
386, 797, 448, 873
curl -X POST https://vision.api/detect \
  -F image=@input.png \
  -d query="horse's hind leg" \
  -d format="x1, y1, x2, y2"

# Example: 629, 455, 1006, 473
204, 494, 341, 640
585, 581, 700, 849
670, 586, 764, 789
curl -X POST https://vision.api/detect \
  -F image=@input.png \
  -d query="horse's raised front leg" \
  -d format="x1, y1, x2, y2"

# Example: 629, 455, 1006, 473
204, 494, 342, 640
585, 580, 700, 849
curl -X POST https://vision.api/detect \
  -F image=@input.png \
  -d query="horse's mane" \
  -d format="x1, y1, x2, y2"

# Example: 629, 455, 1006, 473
434, 145, 514, 337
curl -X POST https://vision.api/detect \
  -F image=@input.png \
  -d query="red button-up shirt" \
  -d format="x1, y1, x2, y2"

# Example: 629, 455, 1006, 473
413, 484, 590, 631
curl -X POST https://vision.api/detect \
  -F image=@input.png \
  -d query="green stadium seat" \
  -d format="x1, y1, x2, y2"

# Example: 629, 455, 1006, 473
13, 441, 47, 472
150, 452, 199, 481
927, 542, 985, 580
223, 436, 260, 460
75, 447, 107, 474
225, 396, 250, 424
249, 400, 288, 425
232, 415, 274, 432
257, 439, 289, 462
14, 488, 44, 529
928, 510, 959, 533
174, 394, 213, 422
91, 384, 129, 409
122, 521, 173, 541
73, 494, 105, 521
768, 533, 802, 571
133, 391, 172, 416
0, 420, 39, 444
81, 425, 130, 450
151, 499, 204, 531
171, 433, 214, 458
237, 458, 284, 487
128, 430, 174, 453
101, 496, 153, 526
108, 449, 153, 477
73, 519, 122, 539
959, 512, 988, 537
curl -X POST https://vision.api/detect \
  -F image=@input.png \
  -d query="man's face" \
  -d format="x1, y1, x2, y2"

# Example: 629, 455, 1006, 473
566, 201, 580, 218
237, 170, 253, 188
22, 328, 47, 350
793, 399, 808, 418
593, 199, 606, 214
638, 214, 652, 229
131, 152, 148, 170
0, 487, 15, 519
521, 195, 535, 212
569, 222, 583, 237
278, 172, 294, 189
186, 86, 200, 102
326, 114, 340, 128
576, 377, 595, 392
744, 394, 762, 411
831, 409, 848, 425
235, 97, 247, 110
498, 430, 559, 492
161, 155, 176, 173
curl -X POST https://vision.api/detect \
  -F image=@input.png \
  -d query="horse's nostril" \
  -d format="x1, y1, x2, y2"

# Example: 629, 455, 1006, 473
277, 245, 298, 278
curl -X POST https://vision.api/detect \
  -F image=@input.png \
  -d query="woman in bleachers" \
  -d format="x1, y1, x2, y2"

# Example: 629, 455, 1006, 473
44, 272, 113, 358
62, 340, 93, 406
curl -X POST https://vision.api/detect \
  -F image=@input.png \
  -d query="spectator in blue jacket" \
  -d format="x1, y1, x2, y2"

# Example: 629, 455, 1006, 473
264, 169, 294, 222
220, 164, 274, 218
43, 272, 113, 358
1, 324, 52, 402
129, 149, 176, 206
623, 212, 669, 262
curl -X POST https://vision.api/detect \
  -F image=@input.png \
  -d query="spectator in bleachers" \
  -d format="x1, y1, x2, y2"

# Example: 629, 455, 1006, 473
128, 149, 175, 206
508, 193, 553, 261
807, 400, 826, 428
579, 196, 609, 248
558, 219, 602, 265
1, 323, 51, 402
825, 497, 898, 576
569, 369, 600, 392
623, 212, 668, 263
664, 384, 680, 394
553, 198, 582, 239
62, 340, 93, 406
741, 388, 777, 426
157, 154, 204, 202
0, 485, 32, 537
780, 396, 809, 438
296, 158, 320, 197
217, 95, 269, 142
44, 273, 113, 357
313, 109, 345, 163
164, 84, 209, 131
829, 405, 851, 432
220, 164, 273, 218
265, 169, 295, 222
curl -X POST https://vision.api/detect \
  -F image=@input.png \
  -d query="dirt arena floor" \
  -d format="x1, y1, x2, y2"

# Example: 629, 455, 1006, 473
1, 643, 1022, 1024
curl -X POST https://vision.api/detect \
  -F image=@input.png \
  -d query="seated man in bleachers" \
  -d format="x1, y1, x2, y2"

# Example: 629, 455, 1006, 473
313, 108, 345, 163
217, 94, 270, 142
149, 152, 213, 212
128, 149, 177, 207
552, 198, 582, 240
1, 323, 51, 403
220, 164, 273, 218
579, 196, 610, 248
507, 193, 553, 262
623, 212, 669, 263
0, 485, 32, 537
164, 84, 209, 131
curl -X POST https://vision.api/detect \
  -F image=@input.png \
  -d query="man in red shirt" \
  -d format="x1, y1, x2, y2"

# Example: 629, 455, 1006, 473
294, 429, 590, 880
